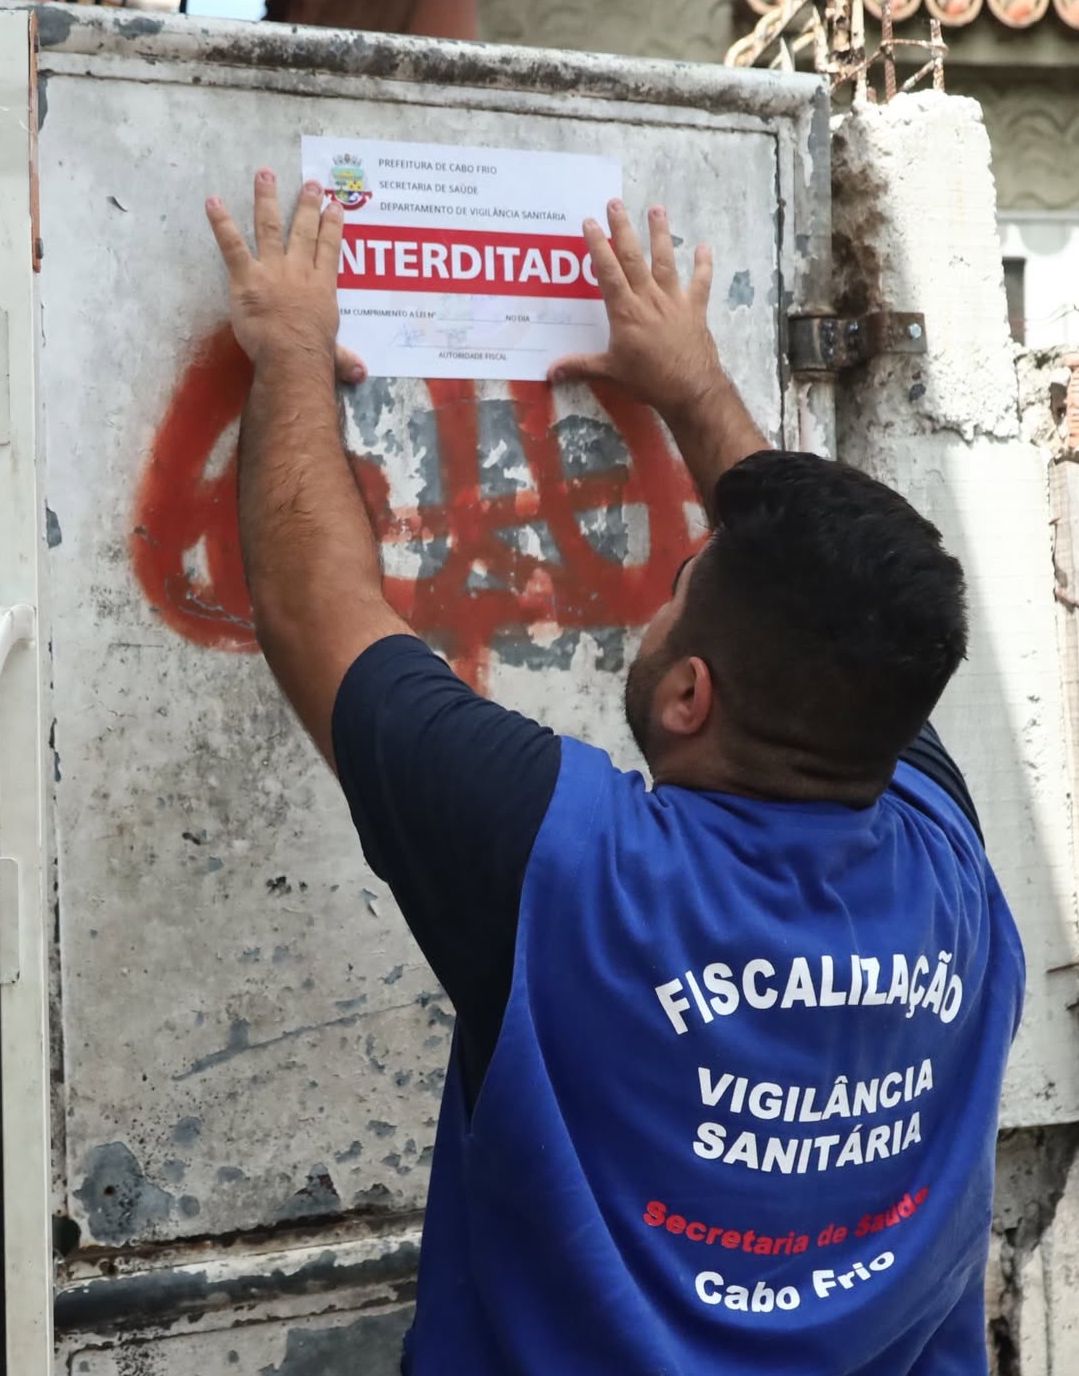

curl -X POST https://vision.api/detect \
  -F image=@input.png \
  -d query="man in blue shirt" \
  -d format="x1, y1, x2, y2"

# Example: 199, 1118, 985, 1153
206, 172, 1024, 1374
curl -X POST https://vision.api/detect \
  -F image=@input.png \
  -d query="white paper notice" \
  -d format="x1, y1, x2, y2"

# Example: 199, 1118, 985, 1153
301, 137, 623, 381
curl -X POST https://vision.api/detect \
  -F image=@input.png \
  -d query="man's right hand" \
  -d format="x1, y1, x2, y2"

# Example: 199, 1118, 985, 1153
549, 200, 719, 421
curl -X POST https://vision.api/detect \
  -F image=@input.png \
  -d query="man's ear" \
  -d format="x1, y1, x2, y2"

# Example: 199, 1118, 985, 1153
657, 656, 713, 737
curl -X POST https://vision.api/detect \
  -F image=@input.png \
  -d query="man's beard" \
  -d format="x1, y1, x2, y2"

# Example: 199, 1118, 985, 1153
624, 645, 673, 763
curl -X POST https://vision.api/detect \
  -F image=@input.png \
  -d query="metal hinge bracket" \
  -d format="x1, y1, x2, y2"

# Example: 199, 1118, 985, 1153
788, 312, 927, 374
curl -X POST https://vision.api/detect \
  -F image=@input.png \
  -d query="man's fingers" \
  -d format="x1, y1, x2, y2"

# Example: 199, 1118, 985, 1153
689, 243, 714, 311
253, 168, 284, 258
607, 199, 650, 289
548, 352, 612, 385
648, 205, 679, 293
288, 179, 324, 259
583, 218, 630, 309
335, 342, 367, 385
205, 198, 252, 276
316, 200, 345, 277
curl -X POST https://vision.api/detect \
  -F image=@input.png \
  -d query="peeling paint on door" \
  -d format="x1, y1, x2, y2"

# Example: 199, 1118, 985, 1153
31, 9, 827, 1370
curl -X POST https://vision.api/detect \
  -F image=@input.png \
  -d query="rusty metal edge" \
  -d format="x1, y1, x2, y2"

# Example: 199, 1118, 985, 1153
55, 1231, 421, 1334
788, 311, 927, 373
19, 1, 825, 119
27, 8, 41, 271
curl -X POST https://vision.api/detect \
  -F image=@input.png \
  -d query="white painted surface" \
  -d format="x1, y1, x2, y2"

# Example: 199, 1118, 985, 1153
1019, 1238, 1049, 1375
833, 92, 1079, 1129
1045, 1147, 1079, 1372
187, 0, 263, 17
0, 12, 56, 1374
999, 214, 1079, 350
39, 54, 789, 1250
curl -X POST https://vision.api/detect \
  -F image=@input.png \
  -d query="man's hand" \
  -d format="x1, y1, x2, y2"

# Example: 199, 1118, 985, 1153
549, 201, 718, 419
203, 169, 409, 767
552, 199, 769, 512
206, 169, 366, 384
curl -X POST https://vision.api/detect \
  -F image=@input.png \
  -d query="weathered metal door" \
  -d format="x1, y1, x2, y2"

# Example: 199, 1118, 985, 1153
0, 7, 830, 1370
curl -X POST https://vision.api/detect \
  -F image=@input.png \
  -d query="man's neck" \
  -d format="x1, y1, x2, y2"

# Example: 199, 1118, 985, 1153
650, 737, 888, 808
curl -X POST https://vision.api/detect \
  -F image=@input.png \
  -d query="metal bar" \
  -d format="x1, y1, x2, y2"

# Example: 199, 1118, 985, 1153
55, 1228, 422, 1334
0, 858, 19, 987
898, 54, 940, 95
882, 0, 896, 101
28, 11, 41, 272
0, 12, 53, 1372
930, 18, 945, 90
723, 0, 817, 73
0, 605, 34, 681
851, 0, 867, 101
1066, 353, 1079, 456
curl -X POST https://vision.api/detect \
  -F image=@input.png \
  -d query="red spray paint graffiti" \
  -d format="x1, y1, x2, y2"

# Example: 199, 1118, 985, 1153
132, 326, 701, 689
132, 328, 256, 652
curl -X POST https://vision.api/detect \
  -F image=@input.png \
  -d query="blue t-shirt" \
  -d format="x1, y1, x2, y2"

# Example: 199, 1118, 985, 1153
333, 636, 1025, 1375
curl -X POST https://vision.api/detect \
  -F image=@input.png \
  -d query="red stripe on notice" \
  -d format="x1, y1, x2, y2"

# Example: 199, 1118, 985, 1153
338, 223, 602, 299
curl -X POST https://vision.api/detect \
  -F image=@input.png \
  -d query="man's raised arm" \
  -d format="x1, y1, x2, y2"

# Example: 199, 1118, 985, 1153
550, 201, 767, 520
206, 170, 411, 765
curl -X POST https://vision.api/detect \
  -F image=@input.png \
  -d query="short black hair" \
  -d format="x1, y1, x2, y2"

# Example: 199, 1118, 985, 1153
667, 451, 968, 781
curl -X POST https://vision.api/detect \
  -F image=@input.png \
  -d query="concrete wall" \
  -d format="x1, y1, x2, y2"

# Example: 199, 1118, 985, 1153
479, 0, 739, 61
477, 0, 1079, 84
948, 71, 1079, 349
944, 73, 1079, 214
831, 91, 1079, 1369
978, 359, 1079, 1366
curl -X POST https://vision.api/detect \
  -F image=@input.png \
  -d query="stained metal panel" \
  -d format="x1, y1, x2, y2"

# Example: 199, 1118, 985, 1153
21, 5, 829, 1363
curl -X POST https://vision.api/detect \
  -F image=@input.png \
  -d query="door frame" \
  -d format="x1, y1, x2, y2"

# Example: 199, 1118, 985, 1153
0, 10, 54, 1374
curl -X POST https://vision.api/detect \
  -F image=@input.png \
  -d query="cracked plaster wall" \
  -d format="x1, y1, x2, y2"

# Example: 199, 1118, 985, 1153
834, 93, 1079, 1370
989, 1127, 1079, 1375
